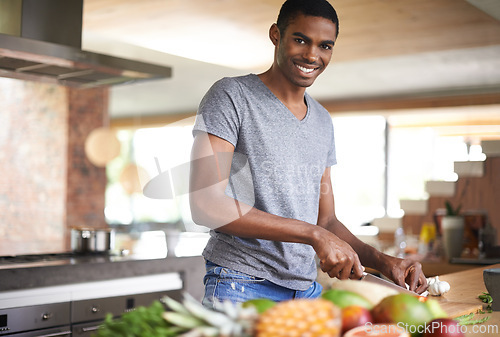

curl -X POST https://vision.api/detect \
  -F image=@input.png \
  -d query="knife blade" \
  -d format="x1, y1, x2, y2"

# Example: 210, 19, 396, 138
361, 272, 419, 296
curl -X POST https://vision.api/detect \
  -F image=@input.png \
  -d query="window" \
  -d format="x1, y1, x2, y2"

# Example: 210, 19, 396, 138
330, 115, 387, 228
105, 120, 205, 232
387, 128, 470, 217
386, 107, 493, 217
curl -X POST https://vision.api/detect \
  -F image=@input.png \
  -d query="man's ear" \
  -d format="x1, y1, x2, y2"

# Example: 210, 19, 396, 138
269, 23, 280, 46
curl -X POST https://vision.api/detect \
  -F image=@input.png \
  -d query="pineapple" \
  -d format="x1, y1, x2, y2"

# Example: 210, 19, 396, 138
255, 298, 341, 337
162, 295, 342, 337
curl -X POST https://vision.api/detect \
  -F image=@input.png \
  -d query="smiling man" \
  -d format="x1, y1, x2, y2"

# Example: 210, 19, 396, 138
189, 0, 428, 308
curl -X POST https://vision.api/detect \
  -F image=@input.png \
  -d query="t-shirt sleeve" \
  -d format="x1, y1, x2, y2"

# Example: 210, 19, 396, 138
192, 78, 241, 147
326, 116, 337, 167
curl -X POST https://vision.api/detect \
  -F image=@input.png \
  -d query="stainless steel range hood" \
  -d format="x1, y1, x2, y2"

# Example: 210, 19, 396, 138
0, 0, 172, 88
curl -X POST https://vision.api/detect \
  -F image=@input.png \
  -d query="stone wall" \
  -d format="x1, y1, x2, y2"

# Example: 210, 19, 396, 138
0, 78, 108, 255
65, 87, 108, 247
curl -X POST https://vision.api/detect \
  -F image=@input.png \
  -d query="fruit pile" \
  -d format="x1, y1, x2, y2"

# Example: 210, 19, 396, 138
321, 288, 463, 337
95, 280, 465, 337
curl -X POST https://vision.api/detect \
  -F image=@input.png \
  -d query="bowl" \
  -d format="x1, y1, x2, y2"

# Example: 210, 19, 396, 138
483, 268, 500, 311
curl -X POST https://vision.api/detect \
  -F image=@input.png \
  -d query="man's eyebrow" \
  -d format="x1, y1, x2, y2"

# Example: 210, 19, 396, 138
292, 32, 311, 42
292, 32, 335, 46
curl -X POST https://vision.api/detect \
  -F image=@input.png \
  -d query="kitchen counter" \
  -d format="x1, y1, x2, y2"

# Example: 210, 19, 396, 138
435, 263, 500, 336
0, 254, 206, 303
0, 231, 209, 303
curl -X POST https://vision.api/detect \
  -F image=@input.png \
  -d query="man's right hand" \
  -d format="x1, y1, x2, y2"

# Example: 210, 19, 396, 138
312, 227, 364, 280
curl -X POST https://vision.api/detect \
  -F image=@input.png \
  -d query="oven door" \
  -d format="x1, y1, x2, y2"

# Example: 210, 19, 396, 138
5, 326, 71, 337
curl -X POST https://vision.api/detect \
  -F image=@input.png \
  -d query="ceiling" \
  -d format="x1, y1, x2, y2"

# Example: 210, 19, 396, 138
80, 0, 500, 120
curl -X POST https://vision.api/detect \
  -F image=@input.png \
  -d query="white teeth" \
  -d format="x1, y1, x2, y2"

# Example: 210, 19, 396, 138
296, 65, 314, 73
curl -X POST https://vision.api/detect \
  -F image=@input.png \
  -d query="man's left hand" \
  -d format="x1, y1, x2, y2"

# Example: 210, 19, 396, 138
384, 257, 428, 294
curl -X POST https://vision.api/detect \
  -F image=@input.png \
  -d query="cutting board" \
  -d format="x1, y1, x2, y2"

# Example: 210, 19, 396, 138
362, 265, 488, 318
427, 264, 498, 318
433, 296, 483, 318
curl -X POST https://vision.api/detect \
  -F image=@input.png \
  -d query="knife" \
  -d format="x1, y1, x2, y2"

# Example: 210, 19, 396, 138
361, 272, 420, 296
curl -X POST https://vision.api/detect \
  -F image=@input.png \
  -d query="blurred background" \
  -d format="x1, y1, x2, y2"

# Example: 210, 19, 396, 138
1, 0, 500, 258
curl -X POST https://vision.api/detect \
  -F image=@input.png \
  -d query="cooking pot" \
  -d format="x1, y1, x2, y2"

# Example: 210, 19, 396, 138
71, 227, 114, 253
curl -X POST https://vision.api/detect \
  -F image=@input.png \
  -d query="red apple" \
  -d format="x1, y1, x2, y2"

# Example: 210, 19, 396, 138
423, 318, 465, 337
342, 305, 373, 334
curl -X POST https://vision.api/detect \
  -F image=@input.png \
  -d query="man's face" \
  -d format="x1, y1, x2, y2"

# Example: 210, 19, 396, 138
274, 14, 337, 88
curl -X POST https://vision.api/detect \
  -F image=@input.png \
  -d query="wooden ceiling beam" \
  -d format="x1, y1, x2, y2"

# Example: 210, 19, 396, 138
110, 112, 195, 129
320, 91, 500, 113
111, 92, 500, 129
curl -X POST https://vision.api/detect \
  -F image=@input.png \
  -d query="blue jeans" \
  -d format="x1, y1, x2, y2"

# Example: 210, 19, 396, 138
202, 260, 323, 309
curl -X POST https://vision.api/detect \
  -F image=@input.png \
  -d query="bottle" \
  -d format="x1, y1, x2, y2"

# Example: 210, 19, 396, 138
418, 222, 437, 256
394, 227, 407, 258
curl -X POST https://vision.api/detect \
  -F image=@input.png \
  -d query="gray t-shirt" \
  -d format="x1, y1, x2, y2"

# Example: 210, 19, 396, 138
192, 74, 336, 290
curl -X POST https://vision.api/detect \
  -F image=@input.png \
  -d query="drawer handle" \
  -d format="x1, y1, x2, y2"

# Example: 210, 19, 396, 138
91, 305, 101, 313
82, 325, 100, 332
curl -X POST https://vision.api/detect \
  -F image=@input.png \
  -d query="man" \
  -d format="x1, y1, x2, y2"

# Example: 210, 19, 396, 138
189, 0, 427, 308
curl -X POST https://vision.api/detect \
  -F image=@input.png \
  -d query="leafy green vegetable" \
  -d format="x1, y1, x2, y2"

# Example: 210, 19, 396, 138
455, 305, 492, 326
93, 300, 179, 337
478, 292, 493, 304
458, 315, 490, 326
478, 292, 493, 311
454, 313, 474, 324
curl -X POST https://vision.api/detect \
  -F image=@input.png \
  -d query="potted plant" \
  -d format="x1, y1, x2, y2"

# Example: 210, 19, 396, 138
441, 201, 465, 260
445, 200, 462, 217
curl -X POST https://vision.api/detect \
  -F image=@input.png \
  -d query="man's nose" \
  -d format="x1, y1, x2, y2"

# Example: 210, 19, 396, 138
303, 46, 319, 63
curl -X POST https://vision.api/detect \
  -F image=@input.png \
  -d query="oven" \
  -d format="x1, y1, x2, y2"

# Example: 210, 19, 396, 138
0, 302, 71, 336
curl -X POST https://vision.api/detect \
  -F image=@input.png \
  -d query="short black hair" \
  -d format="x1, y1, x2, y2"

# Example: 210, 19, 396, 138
276, 0, 339, 37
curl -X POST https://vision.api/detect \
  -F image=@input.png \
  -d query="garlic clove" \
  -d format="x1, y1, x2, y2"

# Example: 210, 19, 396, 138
427, 277, 451, 296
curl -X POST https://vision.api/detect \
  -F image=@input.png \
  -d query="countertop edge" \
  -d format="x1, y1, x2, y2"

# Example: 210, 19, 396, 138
0, 256, 205, 294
